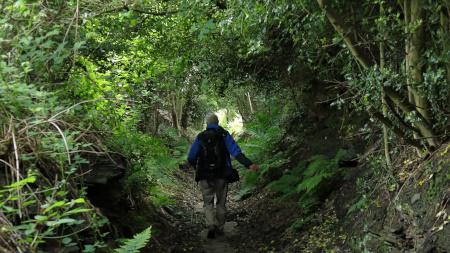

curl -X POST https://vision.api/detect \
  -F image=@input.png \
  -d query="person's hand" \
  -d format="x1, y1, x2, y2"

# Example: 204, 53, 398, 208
249, 164, 259, 172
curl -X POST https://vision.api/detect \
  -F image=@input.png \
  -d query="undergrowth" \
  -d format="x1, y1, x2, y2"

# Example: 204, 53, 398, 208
108, 124, 188, 206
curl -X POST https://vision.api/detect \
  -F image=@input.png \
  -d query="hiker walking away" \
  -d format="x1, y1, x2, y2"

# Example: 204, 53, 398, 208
187, 113, 259, 239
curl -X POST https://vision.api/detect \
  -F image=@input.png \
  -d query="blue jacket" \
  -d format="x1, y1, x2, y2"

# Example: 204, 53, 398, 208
188, 124, 251, 170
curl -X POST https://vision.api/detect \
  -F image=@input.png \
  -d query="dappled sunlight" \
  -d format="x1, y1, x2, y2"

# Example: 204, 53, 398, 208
1, 0, 449, 252
215, 108, 244, 136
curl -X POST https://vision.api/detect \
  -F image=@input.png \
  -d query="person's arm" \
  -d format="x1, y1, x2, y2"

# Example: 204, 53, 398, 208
223, 134, 256, 169
187, 137, 201, 167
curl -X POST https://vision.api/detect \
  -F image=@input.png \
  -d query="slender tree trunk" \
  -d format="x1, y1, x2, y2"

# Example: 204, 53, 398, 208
246, 92, 255, 114
316, 0, 373, 68
317, 0, 438, 151
170, 91, 186, 134
181, 93, 193, 130
406, 0, 437, 148
380, 2, 392, 168
405, 0, 422, 155
408, 0, 429, 121
441, 7, 450, 103
153, 104, 160, 135
171, 94, 179, 130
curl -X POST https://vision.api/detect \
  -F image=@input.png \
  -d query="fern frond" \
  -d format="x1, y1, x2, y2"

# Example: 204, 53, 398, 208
303, 155, 327, 176
296, 172, 332, 193
115, 227, 152, 253
267, 174, 299, 194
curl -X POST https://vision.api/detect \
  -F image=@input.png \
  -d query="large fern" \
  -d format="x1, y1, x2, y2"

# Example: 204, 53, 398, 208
115, 227, 152, 253
296, 171, 333, 193
268, 174, 299, 195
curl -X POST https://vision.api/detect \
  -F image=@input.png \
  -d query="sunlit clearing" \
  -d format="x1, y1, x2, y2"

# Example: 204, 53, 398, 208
215, 108, 243, 136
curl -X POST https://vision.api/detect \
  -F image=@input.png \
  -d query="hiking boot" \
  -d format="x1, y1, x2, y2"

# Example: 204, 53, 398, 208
207, 228, 215, 239
214, 226, 224, 237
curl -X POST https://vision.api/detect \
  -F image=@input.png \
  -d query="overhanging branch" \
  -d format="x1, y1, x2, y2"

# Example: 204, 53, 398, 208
367, 107, 423, 150
93, 5, 178, 17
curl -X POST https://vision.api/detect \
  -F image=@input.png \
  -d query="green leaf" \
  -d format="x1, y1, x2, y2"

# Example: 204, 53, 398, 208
72, 198, 85, 204
43, 201, 66, 213
74, 41, 85, 50
4, 176, 36, 189
64, 208, 92, 216
62, 237, 72, 245
114, 227, 152, 253
34, 215, 48, 222
45, 218, 78, 227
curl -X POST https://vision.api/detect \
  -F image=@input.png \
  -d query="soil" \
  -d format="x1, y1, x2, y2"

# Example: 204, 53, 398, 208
143, 144, 450, 253
143, 168, 301, 253
148, 168, 346, 253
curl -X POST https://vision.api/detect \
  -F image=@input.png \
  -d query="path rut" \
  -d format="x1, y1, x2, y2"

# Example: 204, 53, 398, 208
192, 187, 240, 253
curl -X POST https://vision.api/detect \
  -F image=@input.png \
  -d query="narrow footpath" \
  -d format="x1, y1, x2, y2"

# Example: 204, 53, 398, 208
169, 169, 243, 253
161, 168, 303, 253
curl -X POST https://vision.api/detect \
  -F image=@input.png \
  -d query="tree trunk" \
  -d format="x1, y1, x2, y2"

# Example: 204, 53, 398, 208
379, 2, 392, 168
367, 107, 423, 150
171, 94, 179, 131
170, 91, 185, 134
316, 0, 373, 68
405, 0, 422, 156
317, 0, 438, 151
153, 104, 160, 135
180, 96, 191, 130
405, 0, 437, 148
246, 92, 255, 114
441, 7, 450, 103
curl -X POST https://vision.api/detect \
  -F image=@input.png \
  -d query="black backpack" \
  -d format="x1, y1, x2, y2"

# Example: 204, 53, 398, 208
196, 128, 228, 180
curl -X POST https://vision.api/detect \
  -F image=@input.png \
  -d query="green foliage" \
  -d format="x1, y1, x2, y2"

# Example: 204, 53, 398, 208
0, 176, 102, 250
236, 108, 287, 196
115, 227, 152, 253
236, 170, 259, 199
290, 215, 313, 231
297, 155, 337, 193
347, 195, 369, 215
265, 150, 347, 211
2, 0, 450, 251
108, 127, 181, 201
268, 174, 299, 196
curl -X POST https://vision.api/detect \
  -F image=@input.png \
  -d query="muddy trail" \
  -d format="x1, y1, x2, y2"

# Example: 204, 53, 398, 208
155, 169, 302, 253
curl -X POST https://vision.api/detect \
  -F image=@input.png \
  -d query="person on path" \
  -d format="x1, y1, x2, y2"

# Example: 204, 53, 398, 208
187, 113, 259, 239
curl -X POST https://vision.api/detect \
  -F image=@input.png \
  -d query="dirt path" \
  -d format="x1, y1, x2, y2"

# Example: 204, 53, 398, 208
166, 169, 302, 253
199, 221, 238, 253
169, 170, 245, 253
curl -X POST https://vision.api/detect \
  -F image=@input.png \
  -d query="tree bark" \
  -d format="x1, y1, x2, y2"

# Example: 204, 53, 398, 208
379, 3, 392, 168
367, 107, 423, 150
153, 104, 160, 135
440, 7, 450, 102
383, 87, 436, 149
170, 91, 186, 134
317, 0, 438, 151
405, 0, 422, 156
405, 0, 437, 148
246, 92, 255, 114
181, 91, 193, 130
408, 0, 430, 121
316, 0, 374, 69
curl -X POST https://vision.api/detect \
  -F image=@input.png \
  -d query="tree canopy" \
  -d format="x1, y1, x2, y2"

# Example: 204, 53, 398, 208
1, 0, 449, 252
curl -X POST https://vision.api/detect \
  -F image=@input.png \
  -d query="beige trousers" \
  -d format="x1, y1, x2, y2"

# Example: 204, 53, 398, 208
199, 178, 228, 230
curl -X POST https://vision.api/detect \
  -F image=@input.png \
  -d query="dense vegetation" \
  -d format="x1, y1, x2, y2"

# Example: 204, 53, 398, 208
1, 0, 449, 252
